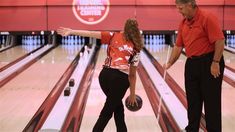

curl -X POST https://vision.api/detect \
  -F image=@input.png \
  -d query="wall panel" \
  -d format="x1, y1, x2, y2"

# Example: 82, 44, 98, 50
136, 0, 174, 5
0, 7, 47, 31
197, 0, 224, 5
225, 0, 235, 5
136, 6, 182, 30
47, 0, 135, 6
47, 6, 135, 31
136, 0, 225, 5
0, 0, 46, 6
136, 6, 223, 30
224, 7, 235, 30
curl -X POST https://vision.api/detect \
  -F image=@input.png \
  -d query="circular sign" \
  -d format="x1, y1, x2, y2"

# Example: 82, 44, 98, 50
72, 0, 110, 25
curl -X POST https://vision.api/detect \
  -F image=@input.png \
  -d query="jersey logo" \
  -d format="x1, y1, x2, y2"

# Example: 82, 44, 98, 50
118, 44, 133, 53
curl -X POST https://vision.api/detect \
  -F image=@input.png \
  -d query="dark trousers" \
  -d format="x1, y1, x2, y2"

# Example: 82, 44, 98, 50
93, 67, 129, 132
185, 52, 224, 132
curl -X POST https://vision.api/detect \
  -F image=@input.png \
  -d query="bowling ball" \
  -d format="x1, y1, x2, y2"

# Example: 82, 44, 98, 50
125, 95, 143, 112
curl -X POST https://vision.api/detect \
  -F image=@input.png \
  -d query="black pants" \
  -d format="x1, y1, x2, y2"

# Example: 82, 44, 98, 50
93, 67, 129, 132
185, 52, 224, 132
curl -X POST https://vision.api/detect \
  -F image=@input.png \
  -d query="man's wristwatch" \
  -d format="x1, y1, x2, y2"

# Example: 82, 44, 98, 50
213, 60, 220, 63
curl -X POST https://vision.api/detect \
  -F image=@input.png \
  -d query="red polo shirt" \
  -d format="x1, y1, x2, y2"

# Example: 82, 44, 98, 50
176, 7, 224, 57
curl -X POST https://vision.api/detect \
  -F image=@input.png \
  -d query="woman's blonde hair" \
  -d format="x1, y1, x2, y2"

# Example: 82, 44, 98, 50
124, 18, 143, 52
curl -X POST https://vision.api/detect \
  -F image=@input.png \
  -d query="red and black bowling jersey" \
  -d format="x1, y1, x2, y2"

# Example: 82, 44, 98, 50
101, 31, 140, 73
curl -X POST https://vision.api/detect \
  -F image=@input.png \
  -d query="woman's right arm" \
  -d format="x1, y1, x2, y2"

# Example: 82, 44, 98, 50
128, 65, 137, 106
57, 27, 101, 39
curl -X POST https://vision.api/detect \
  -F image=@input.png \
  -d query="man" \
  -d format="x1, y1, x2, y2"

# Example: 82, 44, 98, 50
164, 0, 225, 131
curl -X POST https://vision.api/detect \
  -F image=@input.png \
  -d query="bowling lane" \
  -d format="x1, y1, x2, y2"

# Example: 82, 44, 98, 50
0, 45, 39, 69
145, 44, 186, 89
80, 45, 161, 132
223, 50, 235, 70
146, 44, 235, 131
0, 44, 81, 132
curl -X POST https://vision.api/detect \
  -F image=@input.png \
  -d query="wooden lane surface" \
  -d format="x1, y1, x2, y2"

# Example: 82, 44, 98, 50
0, 45, 81, 132
0, 46, 28, 69
223, 50, 235, 70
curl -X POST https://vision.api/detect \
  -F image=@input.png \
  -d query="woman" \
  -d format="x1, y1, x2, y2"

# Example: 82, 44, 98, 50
57, 18, 143, 132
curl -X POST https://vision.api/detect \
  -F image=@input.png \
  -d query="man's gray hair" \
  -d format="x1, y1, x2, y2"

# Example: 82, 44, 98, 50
175, 0, 197, 8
